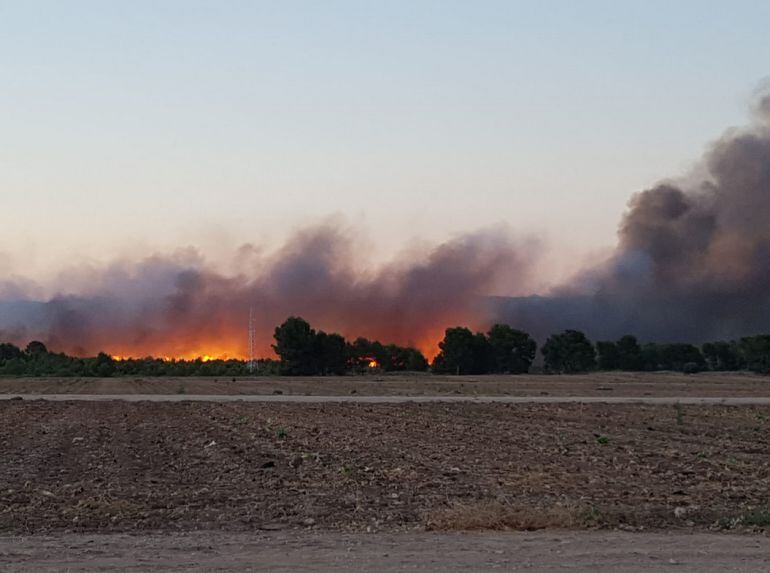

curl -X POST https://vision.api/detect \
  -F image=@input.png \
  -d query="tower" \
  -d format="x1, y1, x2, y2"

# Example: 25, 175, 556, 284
248, 306, 256, 374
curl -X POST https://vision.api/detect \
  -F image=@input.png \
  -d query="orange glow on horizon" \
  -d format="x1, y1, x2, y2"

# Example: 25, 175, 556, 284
110, 351, 236, 362
105, 329, 444, 364
414, 328, 444, 362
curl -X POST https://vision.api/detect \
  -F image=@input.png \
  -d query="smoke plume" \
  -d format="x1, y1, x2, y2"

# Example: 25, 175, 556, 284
497, 91, 770, 342
0, 227, 533, 358
2, 92, 770, 357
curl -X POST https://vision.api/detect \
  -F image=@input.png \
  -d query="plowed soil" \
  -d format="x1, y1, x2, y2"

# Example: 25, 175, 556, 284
2, 399, 769, 534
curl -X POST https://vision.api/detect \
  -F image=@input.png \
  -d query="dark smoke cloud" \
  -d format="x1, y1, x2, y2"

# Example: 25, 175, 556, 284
0, 226, 533, 357
497, 92, 770, 342
3, 92, 770, 355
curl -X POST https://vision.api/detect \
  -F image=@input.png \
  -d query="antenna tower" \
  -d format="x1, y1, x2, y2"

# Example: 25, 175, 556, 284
248, 306, 256, 374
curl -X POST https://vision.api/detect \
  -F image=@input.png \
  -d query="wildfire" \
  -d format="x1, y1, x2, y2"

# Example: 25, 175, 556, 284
104, 329, 445, 365
110, 352, 232, 362
414, 329, 444, 362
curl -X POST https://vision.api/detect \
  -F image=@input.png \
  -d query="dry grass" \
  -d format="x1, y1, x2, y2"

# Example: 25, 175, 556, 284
425, 501, 581, 531
1, 371, 767, 398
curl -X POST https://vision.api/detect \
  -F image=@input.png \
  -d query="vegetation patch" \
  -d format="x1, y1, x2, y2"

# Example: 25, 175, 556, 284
425, 502, 581, 531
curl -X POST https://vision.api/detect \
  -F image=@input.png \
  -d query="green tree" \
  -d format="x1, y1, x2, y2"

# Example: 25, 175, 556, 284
487, 324, 536, 374
315, 331, 348, 375
0, 343, 23, 362
25, 340, 49, 357
702, 341, 744, 371
640, 342, 705, 372
272, 316, 318, 375
596, 341, 620, 370
403, 348, 429, 371
640, 343, 661, 371
658, 343, 705, 371
470, 332, 495, 374
433, 327, 477, 375
542, 330, 596, 373
616, 335, 643, 370
433, 327, 496, 374
740, 335, 770, 374
349, 337, 385, 371
94, 352, 116, 377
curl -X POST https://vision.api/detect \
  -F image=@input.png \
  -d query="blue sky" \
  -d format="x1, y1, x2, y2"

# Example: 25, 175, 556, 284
1, 1, 768, 284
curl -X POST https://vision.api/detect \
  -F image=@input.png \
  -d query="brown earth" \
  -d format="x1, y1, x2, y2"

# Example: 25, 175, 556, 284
3, 530, 770, 572
2, 399, 770, 535
1, 370, 769, 396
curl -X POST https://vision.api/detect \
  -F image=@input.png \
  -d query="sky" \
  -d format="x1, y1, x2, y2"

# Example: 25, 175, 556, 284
1, 0, 769, 289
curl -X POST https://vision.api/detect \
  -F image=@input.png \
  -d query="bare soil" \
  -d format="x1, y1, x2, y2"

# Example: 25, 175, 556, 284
2, 399, 770, 534
3, 530, 769, 572
1, 371, 769, 397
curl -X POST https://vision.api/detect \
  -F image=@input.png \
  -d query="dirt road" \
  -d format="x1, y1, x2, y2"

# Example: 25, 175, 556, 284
2, 531, 768, 572
4, 393, 770, 404
1, 371, 768, 398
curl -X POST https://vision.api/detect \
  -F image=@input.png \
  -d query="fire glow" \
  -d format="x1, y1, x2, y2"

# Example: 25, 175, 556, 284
0, 220, 519, 362
3, 91, 770, 356
110, 351, 234, 363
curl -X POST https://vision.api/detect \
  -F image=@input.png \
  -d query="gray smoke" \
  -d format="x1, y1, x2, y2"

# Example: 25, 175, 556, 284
497, 92, 770, 342
3, 93, 770, 356
0, 226, 532, 357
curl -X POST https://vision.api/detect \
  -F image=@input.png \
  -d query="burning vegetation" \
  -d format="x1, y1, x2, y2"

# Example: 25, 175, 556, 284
1, 93, 770, 355
0, 227, 528, 362
1, 316, 769, 377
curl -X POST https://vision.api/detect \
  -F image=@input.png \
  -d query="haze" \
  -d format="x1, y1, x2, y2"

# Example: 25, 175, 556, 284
2, 0, 769, 287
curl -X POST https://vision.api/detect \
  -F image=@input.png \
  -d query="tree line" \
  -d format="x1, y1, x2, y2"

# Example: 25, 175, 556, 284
0, 340, 278, 378
539, 331, 770, 375
272, 316, 428, 375
0, 317, 769, 376
428, 328, 770, 375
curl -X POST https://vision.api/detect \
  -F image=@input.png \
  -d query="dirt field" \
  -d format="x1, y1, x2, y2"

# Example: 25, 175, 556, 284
4, 380, 770, 572
1, 370, 769, 396
2, 399, 770, 535
3, 530, 769, 572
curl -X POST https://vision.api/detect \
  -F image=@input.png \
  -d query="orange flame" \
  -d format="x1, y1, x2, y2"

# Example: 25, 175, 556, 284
110, 351, 233, 362
104, 327, 445, 364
